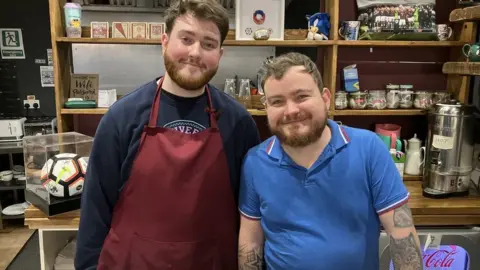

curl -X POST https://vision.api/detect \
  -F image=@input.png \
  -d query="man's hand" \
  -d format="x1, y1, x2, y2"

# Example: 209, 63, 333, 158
380, 204, 423, 270
238, 215, 265, 270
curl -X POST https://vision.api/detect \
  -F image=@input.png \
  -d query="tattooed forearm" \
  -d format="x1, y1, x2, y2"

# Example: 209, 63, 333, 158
393, 204, 414, 228
238, 244, 264, 270
390, 233, 423, 270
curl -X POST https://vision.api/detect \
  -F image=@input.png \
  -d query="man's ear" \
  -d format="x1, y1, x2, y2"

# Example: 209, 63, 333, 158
161, 33, 169, 55
321, 88, 332, 110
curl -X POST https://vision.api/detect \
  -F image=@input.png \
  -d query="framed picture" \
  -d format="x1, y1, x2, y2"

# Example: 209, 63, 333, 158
130, 22, 147, 39
90, 22, 109, 38
112, 22, 130, 38
235, 0, 285, 40
148, 23, 165, 40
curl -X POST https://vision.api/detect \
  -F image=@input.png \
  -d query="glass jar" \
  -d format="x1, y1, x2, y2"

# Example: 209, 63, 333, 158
223, 78, 236, 98
238, 79, 252, 108
386, 90, 400, 109
432, 91, 451, 104
367, 90, 387, 109
335, 91, 348, 110
400, 84, 414, 91
413, 91, 433, 109
348, 91, 367, 109
399, 90, 414, 108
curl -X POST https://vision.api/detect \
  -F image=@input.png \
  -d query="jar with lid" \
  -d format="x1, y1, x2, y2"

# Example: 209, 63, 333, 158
367, 90, 387, 109
348, 91, 367, 109
335, 91, 348, 110
413, 91, 433, 109
432, 91, 451, 104
399, 86, 414, 109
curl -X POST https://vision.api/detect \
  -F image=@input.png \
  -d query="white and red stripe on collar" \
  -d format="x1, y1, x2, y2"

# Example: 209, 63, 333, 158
266, 123, 350, 156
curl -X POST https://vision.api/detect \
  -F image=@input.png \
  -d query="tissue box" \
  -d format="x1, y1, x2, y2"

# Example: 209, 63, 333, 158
389, 245, 470, 270
343, 64, 360, 92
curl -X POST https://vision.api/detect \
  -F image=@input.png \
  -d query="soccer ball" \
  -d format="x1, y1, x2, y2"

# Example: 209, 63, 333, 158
40, 153, 89, 198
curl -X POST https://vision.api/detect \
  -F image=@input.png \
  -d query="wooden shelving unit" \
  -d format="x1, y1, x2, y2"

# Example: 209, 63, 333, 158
443, 61, 480, 76
49, 0, 476, 157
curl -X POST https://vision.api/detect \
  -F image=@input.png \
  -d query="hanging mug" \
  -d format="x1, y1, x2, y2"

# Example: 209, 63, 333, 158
436, 24, 452, 41
462, 44, 480, 62
339, 21, 360, 40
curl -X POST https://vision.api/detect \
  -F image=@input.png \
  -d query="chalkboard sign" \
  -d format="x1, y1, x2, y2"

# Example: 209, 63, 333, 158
70, 74, 99, 102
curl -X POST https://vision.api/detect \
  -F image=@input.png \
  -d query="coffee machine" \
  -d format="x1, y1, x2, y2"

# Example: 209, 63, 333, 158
423, 102, 477, 198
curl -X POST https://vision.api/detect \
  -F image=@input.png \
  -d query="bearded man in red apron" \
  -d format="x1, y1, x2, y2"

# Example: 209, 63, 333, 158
74, 1, 260, 269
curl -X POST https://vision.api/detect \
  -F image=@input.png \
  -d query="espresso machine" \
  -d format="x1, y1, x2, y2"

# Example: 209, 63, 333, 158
423, 102, 477, 198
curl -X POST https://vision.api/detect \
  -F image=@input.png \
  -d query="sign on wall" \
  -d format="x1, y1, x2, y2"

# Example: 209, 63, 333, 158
0, 28, 25, 59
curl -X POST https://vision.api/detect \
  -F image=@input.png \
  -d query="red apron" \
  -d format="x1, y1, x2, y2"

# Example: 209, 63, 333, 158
97, 78, 238, 270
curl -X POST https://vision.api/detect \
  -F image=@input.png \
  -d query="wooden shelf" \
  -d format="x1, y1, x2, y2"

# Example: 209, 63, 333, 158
60, 108, 267, 116
442, 61, 480, 76
24, 181, 480, 228
333, 109, 427, 116
403, 174, 422, 181
450, 5, 480, 22
56, 37, 334, 47
57, 37, 466, 47
336, 40, 466, 47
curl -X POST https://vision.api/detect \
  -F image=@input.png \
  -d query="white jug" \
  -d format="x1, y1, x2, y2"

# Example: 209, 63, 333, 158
403, 134, 425, 176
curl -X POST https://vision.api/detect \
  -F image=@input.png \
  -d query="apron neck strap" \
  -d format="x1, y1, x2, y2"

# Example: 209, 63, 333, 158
148, 77, 218, 129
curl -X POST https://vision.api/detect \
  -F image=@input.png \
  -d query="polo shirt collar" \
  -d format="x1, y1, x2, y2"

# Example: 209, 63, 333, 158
265, 119, 350, 161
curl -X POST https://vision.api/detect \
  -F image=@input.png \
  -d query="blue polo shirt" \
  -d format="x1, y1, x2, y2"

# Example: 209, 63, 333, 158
239, 120, 409, 270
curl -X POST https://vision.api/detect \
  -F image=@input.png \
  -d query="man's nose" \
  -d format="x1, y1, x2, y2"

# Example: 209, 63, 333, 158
188, 41, 201, 58
284, 100, 300, 116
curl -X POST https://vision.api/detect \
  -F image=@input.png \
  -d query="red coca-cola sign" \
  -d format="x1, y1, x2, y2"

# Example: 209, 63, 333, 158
389, 245, 470, 270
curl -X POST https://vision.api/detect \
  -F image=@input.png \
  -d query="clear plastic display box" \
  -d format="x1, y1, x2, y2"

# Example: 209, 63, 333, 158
23, 132, 93, 216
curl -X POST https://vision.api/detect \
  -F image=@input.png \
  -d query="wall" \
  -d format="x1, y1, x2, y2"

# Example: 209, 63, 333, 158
0, 0, 56, 117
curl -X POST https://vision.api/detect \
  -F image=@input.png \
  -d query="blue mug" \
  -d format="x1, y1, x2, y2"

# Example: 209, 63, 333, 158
339, 21, 360, 40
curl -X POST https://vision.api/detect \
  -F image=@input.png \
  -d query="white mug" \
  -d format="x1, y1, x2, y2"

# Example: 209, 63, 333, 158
436, 24, 453, 41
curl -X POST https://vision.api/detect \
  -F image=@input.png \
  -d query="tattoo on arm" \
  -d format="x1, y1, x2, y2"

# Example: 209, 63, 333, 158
238, 244, 264, 270
393, 204, 414, 228
390, 233, 423, 270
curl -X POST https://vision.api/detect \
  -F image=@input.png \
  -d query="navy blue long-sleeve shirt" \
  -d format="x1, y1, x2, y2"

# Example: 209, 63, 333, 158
74, 78, 261, 270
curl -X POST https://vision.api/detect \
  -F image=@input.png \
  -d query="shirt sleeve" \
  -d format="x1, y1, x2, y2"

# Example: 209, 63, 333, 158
368, 134, 410, 215
239, 152, 262, 219
74, 112, 122, 270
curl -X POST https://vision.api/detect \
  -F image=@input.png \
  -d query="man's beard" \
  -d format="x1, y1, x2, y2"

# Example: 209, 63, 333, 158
164, 51, 218, 91
269, 110, 328, 148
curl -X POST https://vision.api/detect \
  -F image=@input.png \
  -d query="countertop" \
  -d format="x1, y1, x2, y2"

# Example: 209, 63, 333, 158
24, 182, 480, 229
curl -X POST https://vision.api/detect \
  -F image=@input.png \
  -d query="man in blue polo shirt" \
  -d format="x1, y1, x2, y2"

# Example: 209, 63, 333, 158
238, 52, 423, 270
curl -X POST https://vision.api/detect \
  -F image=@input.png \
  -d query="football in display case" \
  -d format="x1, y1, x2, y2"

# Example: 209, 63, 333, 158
23, 132, 93, 216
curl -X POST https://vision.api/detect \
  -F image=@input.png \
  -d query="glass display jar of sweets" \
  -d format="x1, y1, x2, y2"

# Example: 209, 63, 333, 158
367, 90, 387, 109
432, 91, 451, 105
348, 91, 367, 109
413, 91, 433, 109
335, 91, 348, 110
399, 85, 414, 108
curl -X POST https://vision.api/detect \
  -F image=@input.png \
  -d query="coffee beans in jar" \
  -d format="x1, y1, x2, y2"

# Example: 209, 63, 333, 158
335, 91, 348, 110
367, 90, 387, 109
348, 91, 367, 109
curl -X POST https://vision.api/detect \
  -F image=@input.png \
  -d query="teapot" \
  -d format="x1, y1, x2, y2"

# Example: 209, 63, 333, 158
462, 44, 480, 62
403, 134, 425, 176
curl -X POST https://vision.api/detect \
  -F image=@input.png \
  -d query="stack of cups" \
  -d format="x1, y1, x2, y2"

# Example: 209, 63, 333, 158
64, 3, 82, 38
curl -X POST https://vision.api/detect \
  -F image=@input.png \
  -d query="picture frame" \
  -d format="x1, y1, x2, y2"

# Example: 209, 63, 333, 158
112, 22, 130, 39
235, 0, 285, 40
130, 22, 147, 39
90, 22, 109, 38
148, 23, 165, 40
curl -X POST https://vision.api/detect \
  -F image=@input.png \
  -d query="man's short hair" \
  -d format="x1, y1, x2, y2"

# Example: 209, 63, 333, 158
164, 0, 230, 45
261, 52, 324, 92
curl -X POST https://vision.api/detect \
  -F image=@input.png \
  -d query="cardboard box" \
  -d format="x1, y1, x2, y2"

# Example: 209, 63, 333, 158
343, 64, 360, 92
